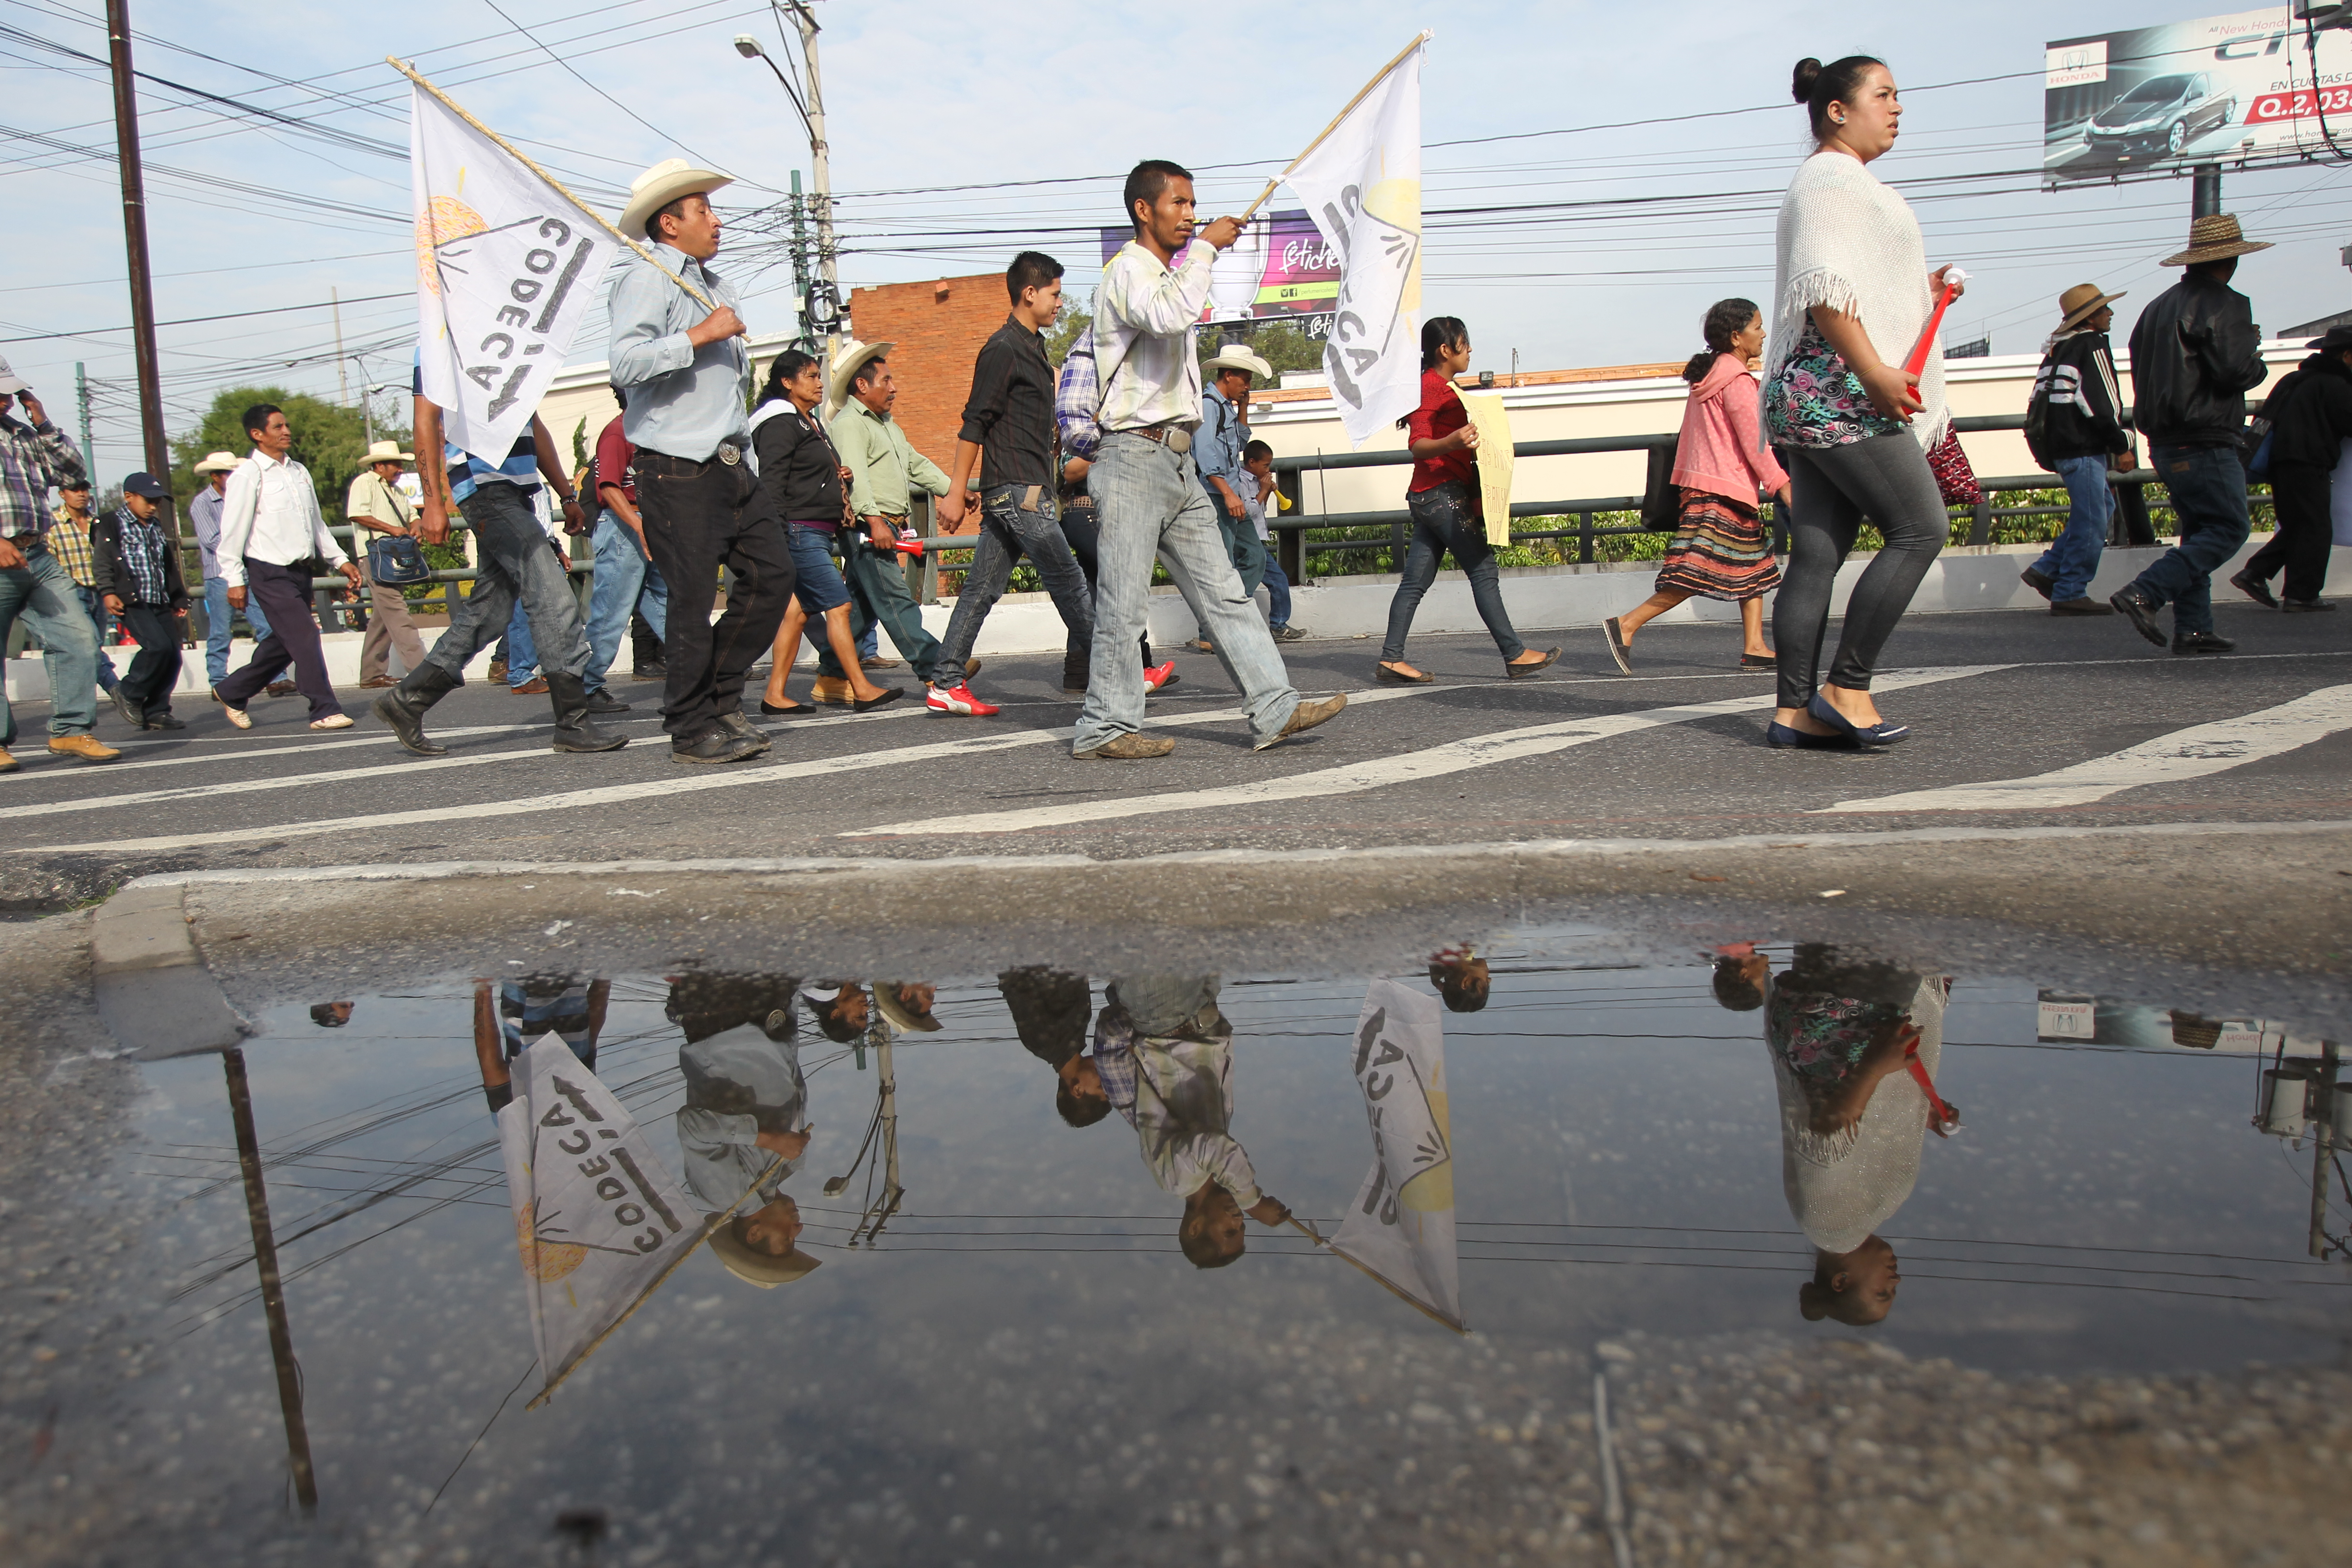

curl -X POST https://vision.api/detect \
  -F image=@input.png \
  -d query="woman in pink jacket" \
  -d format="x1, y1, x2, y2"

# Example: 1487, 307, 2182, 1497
1604, 299, 1792, 672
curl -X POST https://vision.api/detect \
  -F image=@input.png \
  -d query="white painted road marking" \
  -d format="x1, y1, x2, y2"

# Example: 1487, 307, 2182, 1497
841, 666, 2012, 839
1821, 683, 2352, 814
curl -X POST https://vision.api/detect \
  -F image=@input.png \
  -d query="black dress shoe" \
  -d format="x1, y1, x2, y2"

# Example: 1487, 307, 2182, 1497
631, 662, 668, 680
2281, 598, 2336, 613
2110, 587, 2167, 647
2229, 568, 2278, 609
2020, 566, 2054, 600
671, 729, 765, 765
2170, 631, 2235, 655
110, 687, 144, 728
760, 699, 819, 716
147, 712, 186, 730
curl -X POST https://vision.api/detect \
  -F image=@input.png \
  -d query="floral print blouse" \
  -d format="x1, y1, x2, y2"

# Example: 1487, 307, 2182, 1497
1763, 315, 1907, 449
1766, 988, 1903, 1090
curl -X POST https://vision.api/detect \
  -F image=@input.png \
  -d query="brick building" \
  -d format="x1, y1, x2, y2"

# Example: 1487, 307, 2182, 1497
844, 272, 1007, 493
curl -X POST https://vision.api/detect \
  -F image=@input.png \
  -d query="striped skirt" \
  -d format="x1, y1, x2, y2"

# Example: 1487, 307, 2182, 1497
1654, 490, 1778, 602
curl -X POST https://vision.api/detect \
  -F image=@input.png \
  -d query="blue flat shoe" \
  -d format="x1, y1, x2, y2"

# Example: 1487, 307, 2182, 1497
1806, 693, 1870, 742
1861, 721, 1910, 744
1766, 721, 1861, 750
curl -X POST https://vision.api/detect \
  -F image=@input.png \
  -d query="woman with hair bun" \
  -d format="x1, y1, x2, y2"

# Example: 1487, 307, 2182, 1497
1761, 55, 1960, 748
1603, 297, 1790, 673
1375, 317, 1559, 685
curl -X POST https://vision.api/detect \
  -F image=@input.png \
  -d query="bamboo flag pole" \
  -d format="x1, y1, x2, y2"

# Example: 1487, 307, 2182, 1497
1286, 1211, 1467, 1335
1235, 30, 1431, 226
389, 56, 714, 310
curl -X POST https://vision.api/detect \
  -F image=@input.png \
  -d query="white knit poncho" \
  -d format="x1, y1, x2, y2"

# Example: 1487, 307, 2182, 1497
1763, 150, 1949, 449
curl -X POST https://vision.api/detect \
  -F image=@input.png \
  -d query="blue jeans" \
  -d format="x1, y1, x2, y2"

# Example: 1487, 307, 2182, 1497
504, 602, 539, 686
936, 485, 1095, 680
2132, 445, 2252, 637
1262, 547, 1293, 629
783, 522, 853, 615
1075, 432, 1298, 752
203, 575, 271, 686
73, 584, 120, 692
584, 510, 668, 693
424, 485, 589, 686
1381, 481, 1525, 662
2033, 454, 2113, 602
0, 544, 101, 742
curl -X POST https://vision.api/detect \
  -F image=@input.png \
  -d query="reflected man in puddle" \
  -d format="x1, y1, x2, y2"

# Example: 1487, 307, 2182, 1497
1093, 976, 1290, 1267
1428, 945, 1491, 1013
1000, 966, 1110, 1126
670, 975, 819, 1286
1716, 943, 1957, 1326
471, 974, 612, 1112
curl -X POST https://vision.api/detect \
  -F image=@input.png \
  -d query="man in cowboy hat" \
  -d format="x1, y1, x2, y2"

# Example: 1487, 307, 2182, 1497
1190, 340, 1275, 649
344, 439, 430, 689
188, 448, 276, 693
668, 973, 822, 1288
925, 251, 1097, 717
599, 158, 793, 765
2110, 213, 2273, 654
819, 339, 960, 701
2021, 284, 2132, 616
2233, 324, 2352, 612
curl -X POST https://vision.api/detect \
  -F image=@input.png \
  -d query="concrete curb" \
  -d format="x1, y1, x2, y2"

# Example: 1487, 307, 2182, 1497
89, 883, 247, 1060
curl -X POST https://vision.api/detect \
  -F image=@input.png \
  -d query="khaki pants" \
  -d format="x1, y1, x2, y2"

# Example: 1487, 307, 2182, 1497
357, 564, 429, 683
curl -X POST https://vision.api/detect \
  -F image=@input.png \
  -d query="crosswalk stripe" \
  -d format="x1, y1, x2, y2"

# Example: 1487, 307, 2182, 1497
840, 665, 2013, 839
1820, 683, 2352, 814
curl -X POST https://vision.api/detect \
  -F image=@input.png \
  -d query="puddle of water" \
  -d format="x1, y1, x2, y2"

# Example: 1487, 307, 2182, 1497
10, 936, 2347, 1564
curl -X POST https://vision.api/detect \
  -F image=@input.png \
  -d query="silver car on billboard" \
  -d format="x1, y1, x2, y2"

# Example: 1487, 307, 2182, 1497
2083, 71, 2240, 161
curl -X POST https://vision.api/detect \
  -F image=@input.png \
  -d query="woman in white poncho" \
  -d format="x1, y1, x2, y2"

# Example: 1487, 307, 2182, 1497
1761, 56, 1963, 751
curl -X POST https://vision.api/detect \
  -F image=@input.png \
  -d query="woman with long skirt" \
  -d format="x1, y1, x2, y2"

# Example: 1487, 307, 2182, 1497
1760, 55, 1960, 748
1605, 297, 1791, 672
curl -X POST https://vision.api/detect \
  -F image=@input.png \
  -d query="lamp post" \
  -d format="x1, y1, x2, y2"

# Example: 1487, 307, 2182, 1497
735, 5, 841, 359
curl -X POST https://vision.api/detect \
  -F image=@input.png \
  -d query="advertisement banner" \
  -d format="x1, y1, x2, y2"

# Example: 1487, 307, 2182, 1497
2046, 8, 2352, 185
1097, 209, 1342, 328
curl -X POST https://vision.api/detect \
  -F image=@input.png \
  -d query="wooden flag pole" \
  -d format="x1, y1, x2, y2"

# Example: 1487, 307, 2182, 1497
389, 56, 714, 310
1236, 30, 1431, 225
1286, 1212, 1467, 1335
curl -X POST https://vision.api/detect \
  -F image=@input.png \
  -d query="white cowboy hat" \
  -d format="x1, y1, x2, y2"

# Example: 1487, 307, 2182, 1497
191, 450, 242, 476
706, 1221, 821, 1288
1202, 343, 1274, 383
825, 338, 896, 414
362, 439, 413, 465
620, 158, 734, 242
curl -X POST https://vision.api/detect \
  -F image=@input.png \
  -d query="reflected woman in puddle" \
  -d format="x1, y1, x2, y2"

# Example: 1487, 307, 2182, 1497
1091, 976, 1290, 1268
1716, 943, 1957, 1326
669, 975, 819, 1288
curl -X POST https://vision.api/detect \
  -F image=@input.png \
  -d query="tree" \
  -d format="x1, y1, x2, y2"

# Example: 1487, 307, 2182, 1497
167, 387, 408, 525
1045, 299, 1092, 368
1196, 318, 1325, 378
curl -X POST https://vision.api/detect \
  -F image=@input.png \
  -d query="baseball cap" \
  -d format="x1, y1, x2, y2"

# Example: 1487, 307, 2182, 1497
122, 472, 170, 499
0, 355, 27, 395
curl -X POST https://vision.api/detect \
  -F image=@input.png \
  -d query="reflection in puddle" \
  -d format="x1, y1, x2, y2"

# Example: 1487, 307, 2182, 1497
27, 938, 2350, 1564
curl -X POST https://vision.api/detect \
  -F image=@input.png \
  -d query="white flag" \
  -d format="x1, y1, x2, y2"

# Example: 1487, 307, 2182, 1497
1331, 976, 1463, 1331
410, 85, 616, 458
496, 1036, 701, 1393
1286, 37, 1428, 448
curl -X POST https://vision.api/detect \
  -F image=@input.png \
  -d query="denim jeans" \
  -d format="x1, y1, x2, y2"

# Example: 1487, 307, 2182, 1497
424, 484, 590, 686
2032, 454, 2113, 602
504, 601, 539, 687
825, 533, 943, 682
1075, 432, 1298, 753
1381, 481, 1525, 662
2131, 444, 2252, 637
72, 583, 120, 692
782, 522, 853, 614
1262, 547, 1293, 629
584, 510, 669, 693
936, 484, 1094, 681
1202, 488, 1266, 600
204, 575, 271, 686
0, 543, 101, 743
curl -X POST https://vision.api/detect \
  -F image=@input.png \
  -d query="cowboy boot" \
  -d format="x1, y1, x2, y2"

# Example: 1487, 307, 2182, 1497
373, 663, 462, 757
546, 672, 628, 752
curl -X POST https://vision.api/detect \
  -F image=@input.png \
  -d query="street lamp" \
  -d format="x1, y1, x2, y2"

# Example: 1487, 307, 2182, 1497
732, 34, 812, 138
733, 7, 842, 357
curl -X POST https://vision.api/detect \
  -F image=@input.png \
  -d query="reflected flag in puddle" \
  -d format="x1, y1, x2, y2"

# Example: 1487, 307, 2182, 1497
1329, 978, 1465, 1333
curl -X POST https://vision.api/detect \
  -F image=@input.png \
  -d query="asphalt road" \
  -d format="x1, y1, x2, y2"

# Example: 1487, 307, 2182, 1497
5, 600, 2350, 903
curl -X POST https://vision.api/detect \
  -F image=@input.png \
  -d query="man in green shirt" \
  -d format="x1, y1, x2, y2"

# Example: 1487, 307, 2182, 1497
820, 343, 971, 699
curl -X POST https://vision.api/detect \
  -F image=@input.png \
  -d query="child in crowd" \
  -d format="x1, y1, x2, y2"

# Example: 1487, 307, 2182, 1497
1240, 440, 1301, 640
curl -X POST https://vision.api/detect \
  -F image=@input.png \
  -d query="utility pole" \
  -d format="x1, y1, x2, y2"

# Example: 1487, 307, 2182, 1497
74, 363, 95, 478
779, 1, 843, 355
104, 0, 172, 530
2193, 162, 2221, 220
787, 170, 814, 349
332, 287, 348, 404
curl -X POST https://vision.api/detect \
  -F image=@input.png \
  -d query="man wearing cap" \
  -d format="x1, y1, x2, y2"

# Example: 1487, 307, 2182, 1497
603, 159, 793, 766
45, 477, 124, 700
0, 356, 116, 769
188, 450, 275, 694
2021, 284, 2131, 616
820, 341, 958, 702
1192, 342, 1274, 648
345, 440, 430, 689
90, 472, 190, 730
215, 403, 365, 731
2234, 325, 2352, 612
2110, 215, 2274, 654
927, 252, 1097, 718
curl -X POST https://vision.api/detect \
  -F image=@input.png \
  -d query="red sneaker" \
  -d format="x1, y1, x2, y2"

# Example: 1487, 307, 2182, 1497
926, 683, 999, 716
1143, 662, 1177, 692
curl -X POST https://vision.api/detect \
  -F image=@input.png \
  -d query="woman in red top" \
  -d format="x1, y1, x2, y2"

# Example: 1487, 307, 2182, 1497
1376, 318, 1559, 684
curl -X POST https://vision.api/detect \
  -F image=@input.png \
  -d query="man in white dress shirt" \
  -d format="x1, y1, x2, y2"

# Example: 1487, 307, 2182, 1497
214, 403, 362, 731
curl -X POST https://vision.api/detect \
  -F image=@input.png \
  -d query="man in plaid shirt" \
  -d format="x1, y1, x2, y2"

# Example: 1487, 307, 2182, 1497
0, 355, 118, 770
47, 478, 124, 699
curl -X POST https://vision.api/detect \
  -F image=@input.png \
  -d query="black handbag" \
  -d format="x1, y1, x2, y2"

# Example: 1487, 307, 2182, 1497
1639, 441, 1681, 533
367, 534, 430, 586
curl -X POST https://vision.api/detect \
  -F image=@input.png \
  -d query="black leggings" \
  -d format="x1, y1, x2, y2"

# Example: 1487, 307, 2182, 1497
1775, 432, 1946, 709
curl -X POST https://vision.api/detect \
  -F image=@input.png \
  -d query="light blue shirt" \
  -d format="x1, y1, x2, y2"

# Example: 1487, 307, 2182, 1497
607, 242, 750, 463
1195, 383, 1245, 497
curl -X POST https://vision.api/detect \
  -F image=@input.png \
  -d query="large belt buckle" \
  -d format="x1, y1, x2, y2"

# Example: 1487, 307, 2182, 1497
1165, 426, 1192, 456
717, 442, 742, 467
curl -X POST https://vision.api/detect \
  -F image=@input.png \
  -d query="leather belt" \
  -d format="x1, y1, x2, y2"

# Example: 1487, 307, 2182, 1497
1119, 423, 1194, 455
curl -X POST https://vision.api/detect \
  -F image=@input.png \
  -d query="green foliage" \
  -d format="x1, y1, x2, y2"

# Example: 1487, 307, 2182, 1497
571, 416, 590, 476
1044, 302, 1091, 369
168, 386, 407, 525
407, 541, 469, 606
1197, 320, 1325, 378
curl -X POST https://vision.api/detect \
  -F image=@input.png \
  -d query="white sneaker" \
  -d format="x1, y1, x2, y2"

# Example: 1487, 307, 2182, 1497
310, 713, 355, 730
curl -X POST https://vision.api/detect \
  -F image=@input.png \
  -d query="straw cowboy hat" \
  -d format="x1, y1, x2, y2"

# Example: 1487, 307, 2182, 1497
361, 439, 413, 466
2160, 212, 2273, 267
872, 981, 942, 1034
1202, 343, 1275, 382
825, 338, 896, 414
707, 1222, 822, 1288
620, 157, 734, 241
191, 450, 241, 476
2056, 283, 2127, 333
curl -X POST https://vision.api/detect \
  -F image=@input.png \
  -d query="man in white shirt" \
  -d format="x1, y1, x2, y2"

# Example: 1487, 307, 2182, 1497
214, 403, 362, 731
1071, 160, 1343, 761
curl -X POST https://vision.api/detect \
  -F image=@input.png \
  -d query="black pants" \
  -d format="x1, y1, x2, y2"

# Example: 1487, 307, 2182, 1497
633, 450, 794, 744
2243, 461, 2333, 604
1057, 496, 1152, 670
117, 602, 184, 720
219, 557, 341, 718
1776, 434, 1946, 710
2110, 478, 2156, 546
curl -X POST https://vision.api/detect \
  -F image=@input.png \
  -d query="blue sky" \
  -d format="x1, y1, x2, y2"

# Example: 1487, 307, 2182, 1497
8, 0, 2349, 487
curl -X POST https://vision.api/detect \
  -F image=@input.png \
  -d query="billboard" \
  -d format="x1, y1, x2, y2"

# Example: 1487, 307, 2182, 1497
2045, 7, 2352, 185
1098, 208, 1340, 331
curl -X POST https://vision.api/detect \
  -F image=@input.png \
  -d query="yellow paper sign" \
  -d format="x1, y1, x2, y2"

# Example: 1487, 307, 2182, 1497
1455, 390, 1513, 547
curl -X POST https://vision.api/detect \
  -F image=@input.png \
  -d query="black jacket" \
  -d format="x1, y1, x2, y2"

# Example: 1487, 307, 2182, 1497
2027, 330, 2130, 464
2261, 352, 2352, 470
751, 401, 846, 524
958, 315, 1056, 488
2125, 274, 2267, 448
89, 506, 189, 608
